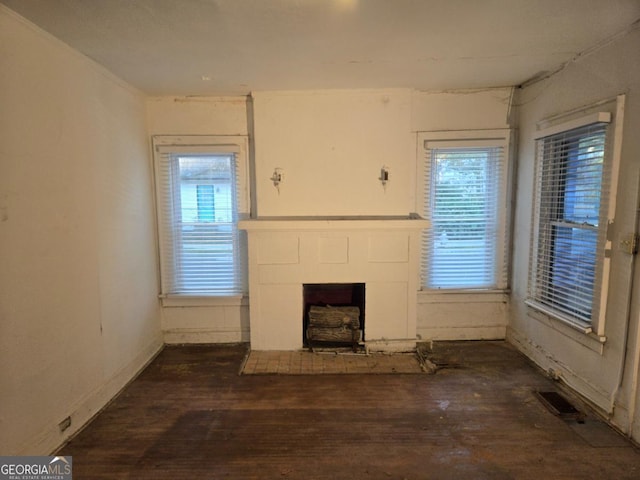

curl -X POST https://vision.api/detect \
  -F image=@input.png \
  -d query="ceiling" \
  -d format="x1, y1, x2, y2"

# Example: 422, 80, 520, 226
3, 0, 640, 96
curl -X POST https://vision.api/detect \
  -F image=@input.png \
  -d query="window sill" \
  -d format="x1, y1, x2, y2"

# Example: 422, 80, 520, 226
525, 300, 606, 354
418, 289, 509, 304
160, 295, 248, 308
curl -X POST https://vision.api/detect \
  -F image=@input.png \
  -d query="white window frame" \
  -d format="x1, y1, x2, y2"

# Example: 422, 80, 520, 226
417, 129, 513, 292
151, 135, 250, 304
526, 110, 620, 337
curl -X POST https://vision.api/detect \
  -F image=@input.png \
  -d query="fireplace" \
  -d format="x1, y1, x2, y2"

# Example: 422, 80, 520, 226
303, 283, 365, 350
239, 215, 429, 351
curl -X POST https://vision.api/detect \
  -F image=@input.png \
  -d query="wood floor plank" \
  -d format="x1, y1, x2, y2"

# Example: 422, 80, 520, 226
58, 342, 640, 479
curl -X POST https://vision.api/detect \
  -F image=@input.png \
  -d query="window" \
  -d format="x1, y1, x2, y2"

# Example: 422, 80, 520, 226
419, 130, 511, 290
152, 136, 248, 296
196, 185, 215, 222
528, 115, 611, 329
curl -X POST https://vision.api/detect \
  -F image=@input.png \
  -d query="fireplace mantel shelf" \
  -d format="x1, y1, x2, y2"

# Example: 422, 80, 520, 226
239, 214, 429, 231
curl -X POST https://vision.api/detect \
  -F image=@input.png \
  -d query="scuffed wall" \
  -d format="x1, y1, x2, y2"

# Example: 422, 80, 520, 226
147, 87, 513, 344
146, 96, 251, 344
510, 25, 640, 440
0, 7, 162, 454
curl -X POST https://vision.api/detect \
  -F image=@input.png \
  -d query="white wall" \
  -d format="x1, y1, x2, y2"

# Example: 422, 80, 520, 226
147, 88, 514, 345
410, 88, 513, 132
0, 7, 162, 454
250, 87, 511, 218
146, 96, 251, 343
412, 88, 513, 340
146, 96, 249, 136
252, 89, 416, 217
510, 26, 640, 440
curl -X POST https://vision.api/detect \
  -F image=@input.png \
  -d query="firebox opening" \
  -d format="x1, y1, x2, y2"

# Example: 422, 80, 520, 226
303, 283, 365, 350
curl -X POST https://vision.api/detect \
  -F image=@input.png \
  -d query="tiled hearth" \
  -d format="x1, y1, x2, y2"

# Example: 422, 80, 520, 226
239, 215, 429, 351
240, 350, 424, 374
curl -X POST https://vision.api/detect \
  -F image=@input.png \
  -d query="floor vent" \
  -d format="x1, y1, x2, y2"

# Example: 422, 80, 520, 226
535, 391, 585, 422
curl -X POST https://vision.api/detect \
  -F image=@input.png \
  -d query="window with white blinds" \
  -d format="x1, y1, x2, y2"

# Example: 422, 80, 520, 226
420, 132, 510, 290
528, 118, 610, 327
153, 138, 247, 296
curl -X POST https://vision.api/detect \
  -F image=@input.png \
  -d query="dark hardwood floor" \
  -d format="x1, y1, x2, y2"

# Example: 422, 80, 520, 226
58, 342, 640, 479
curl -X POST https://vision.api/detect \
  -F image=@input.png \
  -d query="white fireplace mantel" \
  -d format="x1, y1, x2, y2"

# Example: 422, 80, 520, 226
239, 214, 428, 231
239, 214, 430, 351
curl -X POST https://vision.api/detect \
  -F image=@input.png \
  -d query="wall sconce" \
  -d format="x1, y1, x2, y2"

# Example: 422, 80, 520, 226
379, 165, 390, 191
270, 168, 284, 194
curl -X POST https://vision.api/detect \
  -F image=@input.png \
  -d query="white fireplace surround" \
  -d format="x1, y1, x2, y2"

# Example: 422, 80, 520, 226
239, 215, 429, 351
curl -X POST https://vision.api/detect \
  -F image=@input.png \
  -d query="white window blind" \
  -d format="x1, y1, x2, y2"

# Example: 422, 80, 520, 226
528, 121, 609, 327
154, 145, 246, 296
422, 138, 508, 290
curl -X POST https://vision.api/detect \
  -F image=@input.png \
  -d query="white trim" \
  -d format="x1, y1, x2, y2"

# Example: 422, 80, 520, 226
423, 139, 506, 149
161, 294, 247, 307
534, 112, 611, 140
155, 144, 241, 154
507, 327, 610, 411
420, 128, 512, 145
17, 337, 163, 455
238, 215, 429, 232
418, 289, 509, 303
525, 299, 595, 335
416, 129, 512, 291
595, 95, 626, 336
535, 97, 619, 129
163, 328, 249, 345
417, 326, 507, 341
